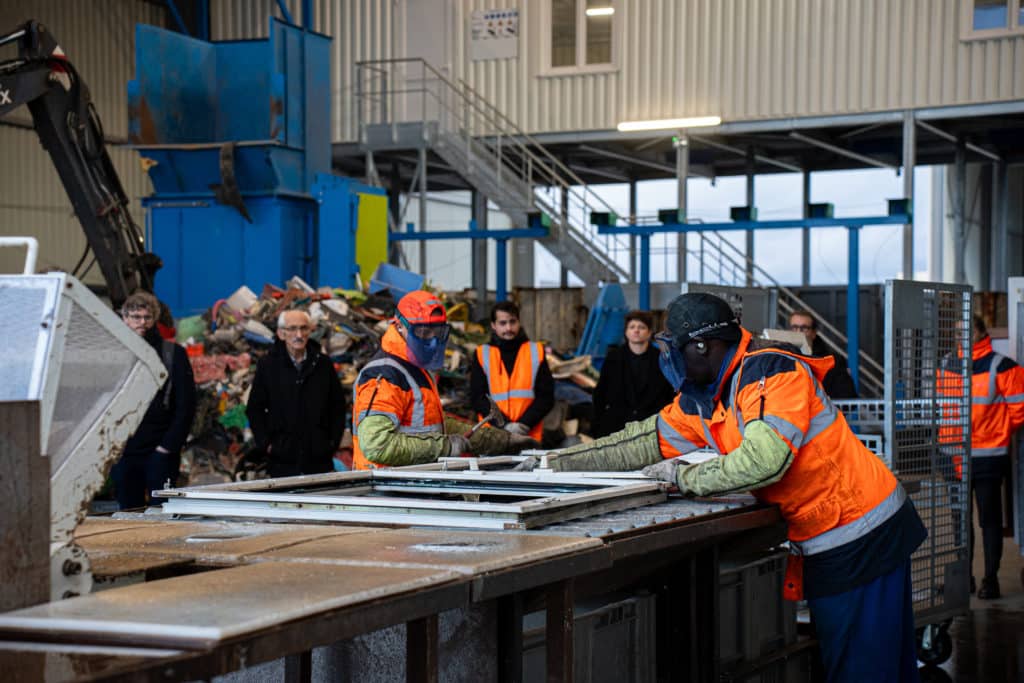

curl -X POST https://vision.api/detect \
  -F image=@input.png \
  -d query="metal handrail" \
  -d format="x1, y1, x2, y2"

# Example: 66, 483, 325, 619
355, 58, 630, 281
693, 231, 884, 396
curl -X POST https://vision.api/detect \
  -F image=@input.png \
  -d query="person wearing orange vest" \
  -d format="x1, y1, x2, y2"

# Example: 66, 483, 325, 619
352, 291, 538, 470
470, 301, 554, 443
940, 316, 1024, 599
517, 293, 926, 683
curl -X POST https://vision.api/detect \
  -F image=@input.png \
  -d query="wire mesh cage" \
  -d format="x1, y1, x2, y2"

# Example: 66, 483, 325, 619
836, 282, 974, 628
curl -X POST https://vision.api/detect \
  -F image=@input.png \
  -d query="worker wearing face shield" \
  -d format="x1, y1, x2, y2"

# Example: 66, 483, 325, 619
517, 292, 927, 683
352, 291, 538, 470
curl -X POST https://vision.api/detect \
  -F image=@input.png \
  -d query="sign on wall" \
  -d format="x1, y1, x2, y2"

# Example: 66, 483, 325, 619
469, 8, 519, 60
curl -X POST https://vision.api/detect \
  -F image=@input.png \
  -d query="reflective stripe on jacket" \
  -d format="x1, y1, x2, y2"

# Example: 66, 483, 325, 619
655, 328, 900, 552
476, 341, 546, 441
352, 325, 445, 469
939, 336, 1024, 475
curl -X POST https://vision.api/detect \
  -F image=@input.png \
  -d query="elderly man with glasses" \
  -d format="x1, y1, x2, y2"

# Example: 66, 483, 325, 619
247, 309, 347, 477
113, 291, 196, 509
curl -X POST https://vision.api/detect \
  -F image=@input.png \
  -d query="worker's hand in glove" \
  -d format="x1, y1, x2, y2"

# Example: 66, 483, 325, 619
512, 455, 540, 471
504, 422, 530, 435
505, 432, 541, 453
446, 434, 472, 457
641, 459, 682, 487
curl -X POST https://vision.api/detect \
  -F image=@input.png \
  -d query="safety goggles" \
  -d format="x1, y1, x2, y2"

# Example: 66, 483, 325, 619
398, 312, 450, 342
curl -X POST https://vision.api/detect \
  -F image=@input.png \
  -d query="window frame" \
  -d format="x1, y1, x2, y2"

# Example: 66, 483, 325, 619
960, 0, 1024, 41
542, 0, 621, 77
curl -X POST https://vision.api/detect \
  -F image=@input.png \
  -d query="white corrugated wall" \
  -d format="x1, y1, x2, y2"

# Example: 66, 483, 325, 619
210, 0, 404, 142
0, 0, 164, 283
208, 0, 1024, 141
455, 0, 1024, 134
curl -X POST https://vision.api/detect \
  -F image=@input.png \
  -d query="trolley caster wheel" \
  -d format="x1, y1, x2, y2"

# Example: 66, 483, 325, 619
917, 622, 953, 666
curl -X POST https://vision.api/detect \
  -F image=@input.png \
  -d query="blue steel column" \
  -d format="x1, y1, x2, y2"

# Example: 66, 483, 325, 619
496, 239, 509, 302
847, 226, 860, 391
639, 233, 651, 311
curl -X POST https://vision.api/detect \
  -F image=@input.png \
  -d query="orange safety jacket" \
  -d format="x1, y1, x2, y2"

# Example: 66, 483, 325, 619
476, 341, 546, 441
655, 329, 902, 553
351, 325, 445, 470
938, 335, 1024, 479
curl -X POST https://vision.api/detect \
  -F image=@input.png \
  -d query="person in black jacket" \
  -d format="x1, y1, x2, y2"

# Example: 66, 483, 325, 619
591, 310, 675, 437
112, 291, 197, 509
246, 309, 347, 477
788, 310, 858, 399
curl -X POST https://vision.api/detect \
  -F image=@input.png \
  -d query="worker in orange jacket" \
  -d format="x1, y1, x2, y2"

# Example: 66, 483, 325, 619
518, 293, 926, 683
939, 316, 1024, 599
352, 291, 537, 470
470, 301, 554, 442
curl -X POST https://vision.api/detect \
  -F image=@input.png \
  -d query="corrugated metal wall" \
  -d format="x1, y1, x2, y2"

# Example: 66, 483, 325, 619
455, 0, 1024, 134
213, 0, 1024, 141
210, 0, 404, 141
0, 0, 164, 284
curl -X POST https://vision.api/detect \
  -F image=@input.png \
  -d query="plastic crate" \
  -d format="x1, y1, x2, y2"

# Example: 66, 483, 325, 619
719, 551, 797, 671
522, 592, 656, 683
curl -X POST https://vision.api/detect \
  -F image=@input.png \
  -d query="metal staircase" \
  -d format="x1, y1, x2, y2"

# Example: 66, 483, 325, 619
688, 231, 885, 397
355, 58, 630, 285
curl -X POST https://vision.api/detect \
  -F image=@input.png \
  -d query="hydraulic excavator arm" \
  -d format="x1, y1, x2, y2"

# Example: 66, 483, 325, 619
0, 20, 158, 307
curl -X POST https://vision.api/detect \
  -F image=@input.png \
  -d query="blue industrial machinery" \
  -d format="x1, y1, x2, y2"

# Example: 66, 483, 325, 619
575, 283, 630, 368
594, 206, 913, 390
130, 18, 385, 315
389, 221, 548, 303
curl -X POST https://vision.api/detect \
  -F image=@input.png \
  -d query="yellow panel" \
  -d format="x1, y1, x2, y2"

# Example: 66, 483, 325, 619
355, 192, 389, 288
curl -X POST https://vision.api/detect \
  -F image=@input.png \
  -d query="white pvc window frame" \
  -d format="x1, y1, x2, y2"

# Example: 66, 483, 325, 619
961, 0, 1024, 40
542, 0, 620, 76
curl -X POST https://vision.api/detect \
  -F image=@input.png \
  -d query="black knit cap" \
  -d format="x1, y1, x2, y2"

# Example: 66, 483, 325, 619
666, 293, 742, 345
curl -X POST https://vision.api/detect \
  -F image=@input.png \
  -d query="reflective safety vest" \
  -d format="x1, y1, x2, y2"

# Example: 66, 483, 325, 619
352, 326, 445, 470
655, 329, 902, 553
476, 341, 546, 441
938, 335, 1024, 478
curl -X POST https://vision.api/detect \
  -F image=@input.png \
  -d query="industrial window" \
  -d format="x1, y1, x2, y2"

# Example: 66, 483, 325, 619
962, 0, 1024, 38
547, 0, 617, 73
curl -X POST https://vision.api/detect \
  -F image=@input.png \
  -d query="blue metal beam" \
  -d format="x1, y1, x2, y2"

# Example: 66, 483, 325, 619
164, 0, 190, 35
388, 221, 547, 301
197, 0, 209, 40
596, 212, 911, 390
302, 0, 314, 29
275, 0, 295, 26
847, 226, 860, 392
389, 222, 547, 242
595, 214, 912, 236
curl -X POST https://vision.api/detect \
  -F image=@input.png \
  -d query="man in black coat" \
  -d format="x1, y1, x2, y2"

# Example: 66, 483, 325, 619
591, 310, 675, 437
112, 291, 197, 509
788, 310, 858, 399
247, 309, 347, 477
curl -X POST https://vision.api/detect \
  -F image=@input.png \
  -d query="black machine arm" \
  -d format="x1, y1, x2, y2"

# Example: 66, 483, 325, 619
0, 20, 158, 307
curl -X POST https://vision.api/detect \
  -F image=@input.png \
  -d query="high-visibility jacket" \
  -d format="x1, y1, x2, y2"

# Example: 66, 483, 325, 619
476, 341, 546, 441
938, 335, 1024, 479
352, 325, 445, 470
655, 329, 902, 551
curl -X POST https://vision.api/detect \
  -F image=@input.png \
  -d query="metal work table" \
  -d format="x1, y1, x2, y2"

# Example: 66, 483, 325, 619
0, 496, 782, 682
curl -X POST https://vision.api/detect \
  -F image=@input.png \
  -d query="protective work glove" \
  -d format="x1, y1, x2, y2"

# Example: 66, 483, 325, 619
504, 422, 530, 436
446, 434, 472, 457
512, 455, 540, 471
641, 459, 683, 489
506, 432, 540, 452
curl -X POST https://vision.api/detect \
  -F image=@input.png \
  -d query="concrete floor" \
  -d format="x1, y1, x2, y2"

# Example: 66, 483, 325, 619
922, 522, 1024, 682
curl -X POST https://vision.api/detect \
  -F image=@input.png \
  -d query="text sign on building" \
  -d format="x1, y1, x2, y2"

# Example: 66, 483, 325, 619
470, 8, 519, 60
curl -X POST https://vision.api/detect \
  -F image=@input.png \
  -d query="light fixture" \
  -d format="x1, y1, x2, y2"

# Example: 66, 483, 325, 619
617, 116, 722, 132
585, 7, 615, 17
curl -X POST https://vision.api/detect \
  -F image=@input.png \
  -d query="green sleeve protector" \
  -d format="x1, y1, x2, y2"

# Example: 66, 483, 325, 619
550, 415, 663, 472
676, 419, 793, 496
357, 415, 450, 467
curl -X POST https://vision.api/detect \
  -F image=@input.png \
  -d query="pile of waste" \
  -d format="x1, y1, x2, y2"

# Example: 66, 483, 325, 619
173, 275, 599, 486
